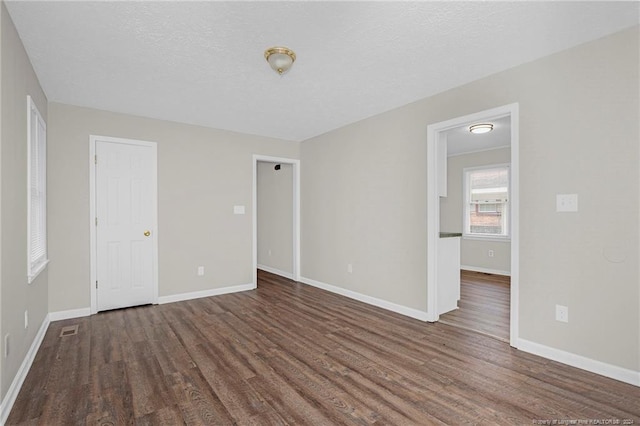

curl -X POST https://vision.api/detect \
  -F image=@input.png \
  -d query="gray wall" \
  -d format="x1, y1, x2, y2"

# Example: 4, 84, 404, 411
47, 103, 299, 312
301, 27, 639, 372
0, 2, 49, 399
257, 162, 293, 276
440, 148, 511, 274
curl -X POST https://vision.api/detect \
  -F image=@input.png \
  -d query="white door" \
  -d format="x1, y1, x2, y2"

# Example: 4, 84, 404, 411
96, 139, 157, 311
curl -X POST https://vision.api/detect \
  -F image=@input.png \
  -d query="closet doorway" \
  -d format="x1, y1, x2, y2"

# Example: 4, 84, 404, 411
252, 155, 301, 287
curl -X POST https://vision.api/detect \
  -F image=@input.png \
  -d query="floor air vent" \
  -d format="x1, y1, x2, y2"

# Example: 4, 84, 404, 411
59, 325, 79, 337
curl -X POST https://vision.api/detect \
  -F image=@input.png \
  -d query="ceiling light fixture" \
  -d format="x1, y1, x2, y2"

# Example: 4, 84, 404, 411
264, 46, 296, 75
469, 123, 494, 134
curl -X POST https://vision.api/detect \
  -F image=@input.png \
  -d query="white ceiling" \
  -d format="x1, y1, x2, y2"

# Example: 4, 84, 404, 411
5, 1, 638, 142
446, 116, 511, 157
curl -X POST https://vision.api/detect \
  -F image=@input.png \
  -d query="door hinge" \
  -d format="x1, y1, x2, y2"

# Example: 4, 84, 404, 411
95, 217, 98, 226
96, 280, 98, 289
94, 155, 97, 165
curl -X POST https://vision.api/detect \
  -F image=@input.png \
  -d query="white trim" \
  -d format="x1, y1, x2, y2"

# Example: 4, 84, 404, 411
257, 264, 294, 280
252, 155, 301, 288
27, 259, 49, 284
518, 338, 640, 387
462, 235, 511, 243
158, 283, 255, 304
0, 314, 50, 425
27, 95, 49, 284
509, 104, 520, 346
460, 265, 511, 277
447, 144, 511, 158
89, 135, 159, 314
300, 276, 429, 322
426, 127, 439, 322
427, 103, 520, 345
48, 307, 91, 322
462, 163, 510, 240
89, 137, 96, 312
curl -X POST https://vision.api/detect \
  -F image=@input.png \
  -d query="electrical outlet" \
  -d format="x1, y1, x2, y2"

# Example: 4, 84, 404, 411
197, 266, 204, 276
555, 305, 569, 323
24, 310, 29, 329
556, 194, 578, 212
347, 264, 353, 273
488, 250, 495, 258
4, 334, 9, 358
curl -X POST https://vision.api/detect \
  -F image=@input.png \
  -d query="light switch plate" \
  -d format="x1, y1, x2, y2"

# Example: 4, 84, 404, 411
233, 205, 245, 215
556, 194, 578, 212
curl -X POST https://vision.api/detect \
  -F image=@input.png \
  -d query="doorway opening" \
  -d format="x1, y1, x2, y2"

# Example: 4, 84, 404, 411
426, 103, 519, 347
252, 155, 300, 287
439, 271, 511, 342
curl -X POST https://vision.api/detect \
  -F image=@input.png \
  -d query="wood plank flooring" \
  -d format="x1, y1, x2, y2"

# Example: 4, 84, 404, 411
439, 270, 510, 342
7, 270, 640, 425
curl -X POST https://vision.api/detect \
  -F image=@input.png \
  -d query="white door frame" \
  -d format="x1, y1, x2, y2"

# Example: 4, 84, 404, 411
426, 103, 520, 347
252, 155, 301, 287
89, 135, 159, 314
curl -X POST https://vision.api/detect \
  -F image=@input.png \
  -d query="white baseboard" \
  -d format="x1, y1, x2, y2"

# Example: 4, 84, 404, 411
158, 283, 255, 304
0, 314, 51, 424
461, 265, 511, 277
50, 284, 258, 315
299, 276, 429, 322
257, 264, 294, 280
48, 307, 91, 322
518, 338, 640, 387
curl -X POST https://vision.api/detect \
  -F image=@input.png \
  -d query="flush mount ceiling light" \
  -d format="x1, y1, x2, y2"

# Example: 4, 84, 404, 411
264, 46, 296, 75
469, 123, 494, 134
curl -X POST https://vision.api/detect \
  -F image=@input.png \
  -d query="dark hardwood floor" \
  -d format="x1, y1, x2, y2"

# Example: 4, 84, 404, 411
7, 270, 640, 425
439, 270, 510, 342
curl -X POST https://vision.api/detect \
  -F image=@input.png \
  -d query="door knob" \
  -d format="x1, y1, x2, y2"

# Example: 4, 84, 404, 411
144, 230, 151, 237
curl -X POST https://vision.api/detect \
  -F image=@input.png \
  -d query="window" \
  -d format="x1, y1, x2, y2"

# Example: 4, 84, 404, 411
27, 96, 48, 283
463, 164, 510, 239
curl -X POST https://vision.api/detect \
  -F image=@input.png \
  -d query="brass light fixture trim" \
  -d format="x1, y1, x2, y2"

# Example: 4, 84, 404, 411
264, 46, 296, 75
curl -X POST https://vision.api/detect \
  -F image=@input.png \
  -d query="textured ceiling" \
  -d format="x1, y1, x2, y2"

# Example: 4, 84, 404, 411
5, 1, 639, 142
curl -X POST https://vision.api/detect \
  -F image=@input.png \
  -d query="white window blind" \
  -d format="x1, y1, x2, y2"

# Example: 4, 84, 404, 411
463, 164, 510, 239
27, 96, 48, 283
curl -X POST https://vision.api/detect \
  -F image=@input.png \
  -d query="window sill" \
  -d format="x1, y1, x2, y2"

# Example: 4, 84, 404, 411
28, 259, 49, 284
463, 235, 511, 243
